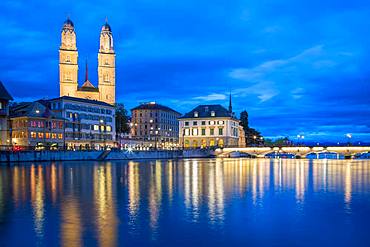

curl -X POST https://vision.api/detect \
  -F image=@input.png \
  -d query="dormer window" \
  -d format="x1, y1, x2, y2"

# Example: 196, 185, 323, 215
211, 111, 215, 117
194, 111, 198, 117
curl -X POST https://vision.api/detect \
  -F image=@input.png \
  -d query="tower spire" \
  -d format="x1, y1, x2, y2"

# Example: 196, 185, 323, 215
85, 59, 88, 82
228, 91, 232, 113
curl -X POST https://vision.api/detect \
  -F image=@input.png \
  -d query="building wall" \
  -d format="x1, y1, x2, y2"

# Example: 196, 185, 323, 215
131, 107, 180, 148
50, 98, 116, 150
179, 117, 240, 148
0, 99, 10, 146
10, 117, 65, 148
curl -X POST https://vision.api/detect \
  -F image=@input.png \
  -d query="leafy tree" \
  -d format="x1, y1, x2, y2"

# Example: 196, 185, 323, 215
115, 103, 130, 134
240, 110, 249, 130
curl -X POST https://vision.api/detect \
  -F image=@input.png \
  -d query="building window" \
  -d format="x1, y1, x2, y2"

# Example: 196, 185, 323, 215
201, 121, 206, 125
31, 132, 36, 139
58, 134, 63, 139
38, 132, 44, 139
210, 128, 214, 135
104, 73, 109, 82
194, 111, 198, 117
211, 111, 215, 117
192, 128, 198, 136
184, 129, 190, 136
106, 126, 112, 132
193, 121, 197, 126
52, 133, 57, 139
201, 128, 206, 136
209, 121, 215, 125
185, 122, 189, 126
218, 128, 223, 135
45, 133, 50, 139
94, 125, 99, 131
218, 120, 224, 125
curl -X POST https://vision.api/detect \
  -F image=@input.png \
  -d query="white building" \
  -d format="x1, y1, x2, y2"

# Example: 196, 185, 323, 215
48, 96, 116, 150
179, 104, 243, 148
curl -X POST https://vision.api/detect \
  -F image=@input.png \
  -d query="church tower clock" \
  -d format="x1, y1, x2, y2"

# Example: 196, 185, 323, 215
98, 20, 116, 105
59, 17, 78, 97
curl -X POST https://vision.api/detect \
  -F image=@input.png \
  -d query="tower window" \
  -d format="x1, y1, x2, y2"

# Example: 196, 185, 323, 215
104, 73, 109, 82
105, 59, 109, 65
66, 56, 71, 62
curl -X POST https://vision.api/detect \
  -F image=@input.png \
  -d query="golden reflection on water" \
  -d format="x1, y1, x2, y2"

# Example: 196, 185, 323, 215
61, 196, 82, 247
94, 164, 118, 247
1, 158, 370, 244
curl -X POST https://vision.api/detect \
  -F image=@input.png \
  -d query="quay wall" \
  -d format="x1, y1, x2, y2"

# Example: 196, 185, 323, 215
0, 149, 214, 163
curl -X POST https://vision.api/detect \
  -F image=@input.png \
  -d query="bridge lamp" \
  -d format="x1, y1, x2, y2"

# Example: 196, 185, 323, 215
346, 133, 352, 139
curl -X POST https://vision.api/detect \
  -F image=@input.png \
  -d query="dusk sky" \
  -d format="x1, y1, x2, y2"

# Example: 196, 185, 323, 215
1, 0, 370, 141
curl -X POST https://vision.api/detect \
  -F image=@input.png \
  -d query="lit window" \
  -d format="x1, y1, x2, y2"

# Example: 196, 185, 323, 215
94, 125, 99, 131
211, 111, 215, 117
38, 132, 44, 138
31, 132, 36, 138
52, 133, 57, 139
58, 134, 63, 139
45, 133, 50, 139
194, 111, 198, 117
184, 129, 190, 136
106, 126, 112, 132
218, 120, 224, 125
192, 129, 198, 136
209, 121, 215, 125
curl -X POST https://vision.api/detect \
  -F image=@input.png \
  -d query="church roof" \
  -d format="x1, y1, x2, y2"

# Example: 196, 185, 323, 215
77, 80, 99, 92
0, 81, 13, 101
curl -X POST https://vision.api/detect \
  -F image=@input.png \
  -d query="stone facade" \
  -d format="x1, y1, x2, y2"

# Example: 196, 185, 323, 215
59, 18, 116, 105
130, 102, 181, 149
179, 104, 243, 148
48, 96, 116, 150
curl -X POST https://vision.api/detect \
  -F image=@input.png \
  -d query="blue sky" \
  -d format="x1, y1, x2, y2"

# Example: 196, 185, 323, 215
1, 0, 370, 141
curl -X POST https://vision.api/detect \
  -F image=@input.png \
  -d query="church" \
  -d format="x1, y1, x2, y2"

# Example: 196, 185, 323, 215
59, 18, 116, 105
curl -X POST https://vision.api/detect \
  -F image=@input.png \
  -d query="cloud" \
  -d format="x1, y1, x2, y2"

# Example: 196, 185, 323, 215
193, 93, 226, 101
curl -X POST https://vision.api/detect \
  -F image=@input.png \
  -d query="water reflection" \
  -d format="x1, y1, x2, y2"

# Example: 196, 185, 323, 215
0, 159, 369, 246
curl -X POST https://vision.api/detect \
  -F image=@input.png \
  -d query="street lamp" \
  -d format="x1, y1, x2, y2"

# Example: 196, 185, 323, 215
346, 133, 352, 146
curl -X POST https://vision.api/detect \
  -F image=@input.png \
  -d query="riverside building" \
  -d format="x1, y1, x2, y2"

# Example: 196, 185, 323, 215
130, 102, 181, 149
178, 97, 245, 148
10, 102, 65, 149
48, 96, 116, 150
0, 81, 13, 148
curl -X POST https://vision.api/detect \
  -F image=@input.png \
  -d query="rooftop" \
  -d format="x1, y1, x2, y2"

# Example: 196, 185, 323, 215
48, 96, 114, 107
179, 104, 236, 119
0, 81, 13, 101
131, 102, 181, 115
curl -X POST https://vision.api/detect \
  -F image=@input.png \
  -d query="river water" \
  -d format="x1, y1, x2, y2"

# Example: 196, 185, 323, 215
0, 158, 370, 246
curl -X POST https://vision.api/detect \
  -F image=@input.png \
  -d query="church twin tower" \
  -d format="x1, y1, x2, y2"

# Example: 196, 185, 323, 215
59, 18, 116, 105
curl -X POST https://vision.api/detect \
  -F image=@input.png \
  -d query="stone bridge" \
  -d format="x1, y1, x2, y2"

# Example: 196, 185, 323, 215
215, 146, 370, 159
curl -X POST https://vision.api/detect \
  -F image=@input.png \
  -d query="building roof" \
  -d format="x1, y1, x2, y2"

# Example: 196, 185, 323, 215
77, 80, 99, 92
48, 96, 114, 107
10, 102, 63, 119
131, 102, 181, 115
0, 81, 13, 101
179, 104, 236, 119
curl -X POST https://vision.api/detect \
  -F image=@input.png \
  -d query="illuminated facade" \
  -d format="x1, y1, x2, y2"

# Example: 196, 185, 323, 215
59, 18, 116, 105
179, 104, 243, 148
130, 102, 181, 149
48, 96, 116, 150
10, 101, 65, 149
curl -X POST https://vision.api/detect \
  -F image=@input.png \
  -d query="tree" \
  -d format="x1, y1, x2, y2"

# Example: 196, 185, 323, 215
115, 103, 130, 134
240, 110, 249, 130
